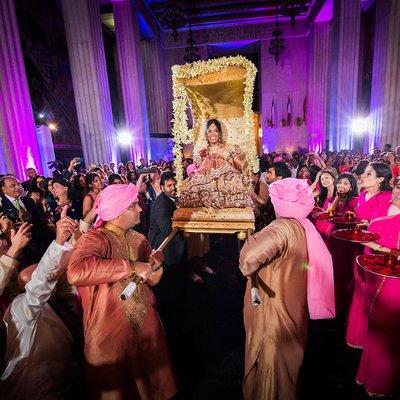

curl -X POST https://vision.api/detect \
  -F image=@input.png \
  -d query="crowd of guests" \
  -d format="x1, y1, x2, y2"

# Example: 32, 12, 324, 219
249, 144, 400, 399
0, 141, 400, 399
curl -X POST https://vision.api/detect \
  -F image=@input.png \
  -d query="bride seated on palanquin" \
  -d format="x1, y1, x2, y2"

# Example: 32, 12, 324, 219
179, 119, 255, 209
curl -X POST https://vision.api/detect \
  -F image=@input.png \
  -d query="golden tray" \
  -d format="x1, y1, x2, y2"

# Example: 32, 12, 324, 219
172, 207, 255, 240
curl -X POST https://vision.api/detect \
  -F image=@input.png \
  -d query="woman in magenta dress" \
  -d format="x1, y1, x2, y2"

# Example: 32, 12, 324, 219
310, 169, 336, 214
315, 173, 359, 311
346, 162, 393, 348
296, 164, 313, 186
387, 151, 400, 180
338, 155, 353, 174
313, 170, 336, 237
355, 179, 400, 396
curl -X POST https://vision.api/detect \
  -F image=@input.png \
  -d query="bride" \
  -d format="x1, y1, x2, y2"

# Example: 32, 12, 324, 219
179, 119, 255, 209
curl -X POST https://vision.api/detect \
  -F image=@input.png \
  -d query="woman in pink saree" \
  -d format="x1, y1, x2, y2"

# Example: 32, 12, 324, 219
346, 162, 393, 348
315, 173, 359, 312
355, 178, 400, 396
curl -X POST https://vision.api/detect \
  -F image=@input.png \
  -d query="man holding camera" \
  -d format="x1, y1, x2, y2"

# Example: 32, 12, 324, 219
0, 176, 52, 263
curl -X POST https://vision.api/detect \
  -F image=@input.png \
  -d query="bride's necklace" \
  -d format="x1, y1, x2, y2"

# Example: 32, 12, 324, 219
208, 144, 222, 154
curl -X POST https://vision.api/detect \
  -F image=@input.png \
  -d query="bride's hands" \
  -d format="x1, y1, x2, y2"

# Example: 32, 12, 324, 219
199, 148, 208, 158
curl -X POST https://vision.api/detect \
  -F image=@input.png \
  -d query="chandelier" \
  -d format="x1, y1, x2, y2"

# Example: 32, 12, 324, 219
280, 0, 307, 30
268, 20, 286, 65
183, 4, 200, 63
161, 0, 186, 41
184, 27, 201, 63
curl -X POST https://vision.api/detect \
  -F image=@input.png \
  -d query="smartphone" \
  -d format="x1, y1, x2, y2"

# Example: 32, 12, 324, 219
74, 157, 83, 164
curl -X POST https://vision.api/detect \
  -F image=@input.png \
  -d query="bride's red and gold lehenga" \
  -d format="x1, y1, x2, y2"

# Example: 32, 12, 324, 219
179, 144, 255, 209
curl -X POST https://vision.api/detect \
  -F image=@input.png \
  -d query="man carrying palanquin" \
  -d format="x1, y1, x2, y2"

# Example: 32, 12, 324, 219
67, 183, 177, 400
239, 178, 335, 400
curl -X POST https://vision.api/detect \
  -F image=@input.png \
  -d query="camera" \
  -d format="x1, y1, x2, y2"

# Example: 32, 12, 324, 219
2, 207, 20, 223
47, 160, 64, 173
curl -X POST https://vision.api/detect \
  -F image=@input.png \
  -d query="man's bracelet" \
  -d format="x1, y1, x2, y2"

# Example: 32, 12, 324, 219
129, 261, 137, 279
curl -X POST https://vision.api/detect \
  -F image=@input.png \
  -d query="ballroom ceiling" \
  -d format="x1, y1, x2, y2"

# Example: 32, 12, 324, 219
143, 0, 312, 29
100, 0, 376, 36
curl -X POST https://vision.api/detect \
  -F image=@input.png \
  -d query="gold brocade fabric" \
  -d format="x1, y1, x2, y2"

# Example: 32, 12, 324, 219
178, 65, 246, 145
186, 79, 245, 120
101, 223, 148, 330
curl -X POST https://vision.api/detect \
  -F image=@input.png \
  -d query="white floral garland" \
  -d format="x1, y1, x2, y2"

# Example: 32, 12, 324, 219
171, 55, 259, 188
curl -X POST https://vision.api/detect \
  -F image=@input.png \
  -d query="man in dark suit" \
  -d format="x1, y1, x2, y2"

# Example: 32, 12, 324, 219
21, 167, 38, 192
148, 171, 185, 267
148, 171, 187, 334
136, 158, 147, 170
0, 176, 52, 263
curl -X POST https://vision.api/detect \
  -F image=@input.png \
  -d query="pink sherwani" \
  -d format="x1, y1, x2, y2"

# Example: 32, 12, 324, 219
67, 226, 177, 400
355, 213, 400, 396
346, 191, 392, 348
240, 219, 308, 400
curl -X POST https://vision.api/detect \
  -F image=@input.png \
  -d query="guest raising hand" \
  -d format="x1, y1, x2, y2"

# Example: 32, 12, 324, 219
0, 222, 32, 297
0, 206, 81, 400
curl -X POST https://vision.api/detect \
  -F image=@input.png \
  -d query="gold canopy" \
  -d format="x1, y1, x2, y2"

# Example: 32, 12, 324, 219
171, 56, 259, 188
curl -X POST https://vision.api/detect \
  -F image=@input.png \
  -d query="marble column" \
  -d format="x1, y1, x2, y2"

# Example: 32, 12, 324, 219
61, 0, 117, 165
328, 0, 361, 150
369, 0, 400, 150
0, 0, 43, 178
307, 21, 332, 152
113, 0, 151, 163
141, 38, 169, 135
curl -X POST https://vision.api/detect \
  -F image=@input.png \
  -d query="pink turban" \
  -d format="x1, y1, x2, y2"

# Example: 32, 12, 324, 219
186, 164, 197, 176
269, 178, 335, 320
94, 183, 138, 227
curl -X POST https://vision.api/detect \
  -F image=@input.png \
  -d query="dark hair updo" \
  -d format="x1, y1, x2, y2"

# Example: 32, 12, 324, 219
370, 162, 392, 192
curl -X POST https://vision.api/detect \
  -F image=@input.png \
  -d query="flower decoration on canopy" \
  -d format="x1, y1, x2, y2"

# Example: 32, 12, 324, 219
171, 56, 259, 189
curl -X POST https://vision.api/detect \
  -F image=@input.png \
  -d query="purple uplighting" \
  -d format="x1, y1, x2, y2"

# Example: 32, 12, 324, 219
0, 0, 43, 179
0, 0, 398, 173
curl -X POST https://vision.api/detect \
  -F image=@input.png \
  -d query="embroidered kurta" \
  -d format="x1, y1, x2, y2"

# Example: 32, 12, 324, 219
240, 219, 308, 400
67, 226, 177, 400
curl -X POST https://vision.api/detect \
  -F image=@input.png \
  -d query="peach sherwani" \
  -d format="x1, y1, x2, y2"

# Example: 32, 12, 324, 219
240, 219, 308, 400
68, 225, 177, 400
